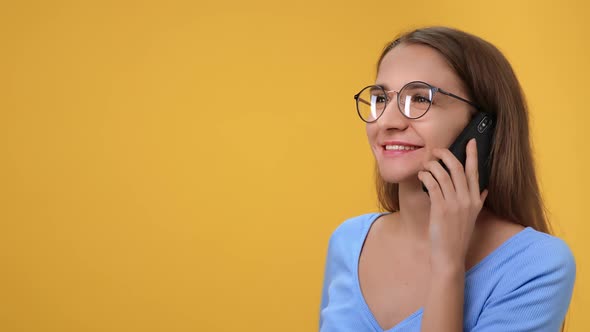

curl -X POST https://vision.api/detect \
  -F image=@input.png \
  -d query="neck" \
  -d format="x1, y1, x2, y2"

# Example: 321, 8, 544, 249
396, 177, 432, 242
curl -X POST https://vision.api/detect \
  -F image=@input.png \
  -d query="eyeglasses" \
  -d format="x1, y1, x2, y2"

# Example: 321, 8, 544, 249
353, 81, 480, 123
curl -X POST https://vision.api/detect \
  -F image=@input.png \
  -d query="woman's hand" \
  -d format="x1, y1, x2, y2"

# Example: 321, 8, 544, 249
418, 138, 488, 273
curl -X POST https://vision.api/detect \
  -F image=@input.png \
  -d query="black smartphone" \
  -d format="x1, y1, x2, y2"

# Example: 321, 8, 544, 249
422, 111, 495, 194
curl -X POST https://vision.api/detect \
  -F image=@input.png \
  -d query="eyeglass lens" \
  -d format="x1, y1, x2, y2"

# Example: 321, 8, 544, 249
356, 82, 434, 122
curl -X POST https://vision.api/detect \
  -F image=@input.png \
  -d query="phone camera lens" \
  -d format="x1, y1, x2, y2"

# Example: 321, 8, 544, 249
478, 117, 492, 133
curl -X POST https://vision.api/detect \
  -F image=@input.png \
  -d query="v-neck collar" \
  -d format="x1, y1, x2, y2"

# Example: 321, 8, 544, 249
353, 212, 532, 332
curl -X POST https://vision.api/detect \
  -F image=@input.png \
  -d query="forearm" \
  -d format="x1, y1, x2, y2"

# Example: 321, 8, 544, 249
420, 264, 465, 332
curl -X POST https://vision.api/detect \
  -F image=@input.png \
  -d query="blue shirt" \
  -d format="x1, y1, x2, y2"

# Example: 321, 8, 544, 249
320, 212, 576, 332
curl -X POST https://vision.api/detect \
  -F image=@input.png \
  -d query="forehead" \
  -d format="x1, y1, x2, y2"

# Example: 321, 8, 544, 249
376, 43, 465, 93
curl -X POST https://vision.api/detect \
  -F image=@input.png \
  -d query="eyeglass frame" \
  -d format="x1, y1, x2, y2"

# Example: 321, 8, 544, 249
353, 80, 480, 122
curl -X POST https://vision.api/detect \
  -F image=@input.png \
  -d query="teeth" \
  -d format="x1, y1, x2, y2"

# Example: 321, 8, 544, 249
385, 145, 418, 151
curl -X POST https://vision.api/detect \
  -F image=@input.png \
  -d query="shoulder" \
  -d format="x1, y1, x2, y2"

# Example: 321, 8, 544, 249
471, 213, 576, 291
492, 224, 576, 296
494, 217, 575, 276
472, 212, 575, 273
322, 212, 385, 277
469, 226, 576, 331
518, 228, 576, 276
330, 212, 382, 238
327, 212, 385, 249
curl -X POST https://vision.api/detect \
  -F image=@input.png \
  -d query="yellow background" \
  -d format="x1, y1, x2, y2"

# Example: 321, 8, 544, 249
1, 0, 588, 331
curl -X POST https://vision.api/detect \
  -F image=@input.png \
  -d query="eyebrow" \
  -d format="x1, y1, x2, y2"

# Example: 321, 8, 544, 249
374, 83, 390, 90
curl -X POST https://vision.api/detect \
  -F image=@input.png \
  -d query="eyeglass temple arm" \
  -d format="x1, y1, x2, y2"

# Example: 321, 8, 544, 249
436, 88, 480, 109
354, 95, 371, 107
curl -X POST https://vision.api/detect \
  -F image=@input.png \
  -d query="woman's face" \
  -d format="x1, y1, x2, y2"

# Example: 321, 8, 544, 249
366, 43, 473, 184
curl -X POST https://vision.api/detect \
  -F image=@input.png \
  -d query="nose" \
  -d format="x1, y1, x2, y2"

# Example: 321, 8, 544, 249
376, 96, 410, 131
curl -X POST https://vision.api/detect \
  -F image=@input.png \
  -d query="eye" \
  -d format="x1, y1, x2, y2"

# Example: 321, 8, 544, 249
369, 92, 387, 104
401, 83, 433, 105
411, 94, 431, 104
375, 95, 387, 103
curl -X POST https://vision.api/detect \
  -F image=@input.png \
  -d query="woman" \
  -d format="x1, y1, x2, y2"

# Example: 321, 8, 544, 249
319, 27, 576, 332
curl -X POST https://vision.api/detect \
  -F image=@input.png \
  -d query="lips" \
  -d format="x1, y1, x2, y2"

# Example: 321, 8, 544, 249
380, 140, 423, 157
381, 141, 424, 149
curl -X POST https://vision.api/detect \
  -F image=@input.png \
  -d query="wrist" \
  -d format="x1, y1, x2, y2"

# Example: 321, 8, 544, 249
430, 256, 465, 277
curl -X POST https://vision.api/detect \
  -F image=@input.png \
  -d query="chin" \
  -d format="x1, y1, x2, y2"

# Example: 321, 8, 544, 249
377, 166, 419, 184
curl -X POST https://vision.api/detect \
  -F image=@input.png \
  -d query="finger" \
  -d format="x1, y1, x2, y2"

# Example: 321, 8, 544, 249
418, 171, 444, 204
423, 159, 455, 201
480, 189, 489, 204
432, 147, 469, 198
464, 138, 481, 199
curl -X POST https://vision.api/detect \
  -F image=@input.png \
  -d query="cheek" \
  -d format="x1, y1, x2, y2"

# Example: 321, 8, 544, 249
365, 125, 382, 158
420, 114, 470, 148
365, 124, 376, 144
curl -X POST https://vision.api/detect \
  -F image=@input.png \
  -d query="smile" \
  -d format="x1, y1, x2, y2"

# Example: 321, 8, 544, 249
384, 144, 419, 151
381, 145, 422, 156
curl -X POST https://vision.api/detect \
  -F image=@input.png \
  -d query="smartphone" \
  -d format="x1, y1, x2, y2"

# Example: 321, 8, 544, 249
422, 111, 496, 194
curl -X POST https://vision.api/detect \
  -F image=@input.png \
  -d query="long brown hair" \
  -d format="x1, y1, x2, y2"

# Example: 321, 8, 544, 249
373, 26, 566, 331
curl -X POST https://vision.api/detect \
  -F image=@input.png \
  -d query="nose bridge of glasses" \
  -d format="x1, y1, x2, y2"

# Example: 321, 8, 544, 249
384, 89, 399, 102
